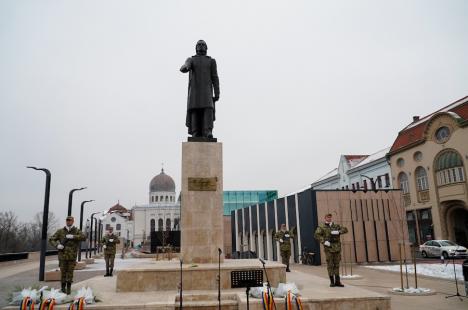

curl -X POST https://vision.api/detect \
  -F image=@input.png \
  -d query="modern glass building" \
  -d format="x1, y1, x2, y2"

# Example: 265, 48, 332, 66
223, 190, 278, 216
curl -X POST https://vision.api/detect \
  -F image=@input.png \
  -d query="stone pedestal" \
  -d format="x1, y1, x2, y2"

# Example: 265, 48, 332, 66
45, 269, 61, 281
116, 259, 285, 292
181, 142, 224, 264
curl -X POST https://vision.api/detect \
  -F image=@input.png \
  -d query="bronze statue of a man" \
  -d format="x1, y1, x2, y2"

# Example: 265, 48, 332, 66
180, 40, 220, 139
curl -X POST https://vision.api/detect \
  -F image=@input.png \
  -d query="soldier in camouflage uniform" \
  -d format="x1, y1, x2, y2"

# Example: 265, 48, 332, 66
101, 226, 120, 277
49, 216, 86, 294
314, 213, 348, 287
274, 224, 293, 272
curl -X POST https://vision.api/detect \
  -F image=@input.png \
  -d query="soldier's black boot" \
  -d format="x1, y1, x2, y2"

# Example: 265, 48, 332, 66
61, 282, 66, 293
286, 263, 291, 272
335, 275, 344, 287
329, 276, 335, 287
110, 267, 113, 277
66, 282, 72, 295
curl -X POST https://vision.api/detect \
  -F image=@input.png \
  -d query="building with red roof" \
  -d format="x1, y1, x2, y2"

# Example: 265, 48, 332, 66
388, 96, 468, 247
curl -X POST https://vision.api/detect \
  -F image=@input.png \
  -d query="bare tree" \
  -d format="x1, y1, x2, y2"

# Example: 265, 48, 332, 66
0, 211, 19, 252
0, 211, 60, 253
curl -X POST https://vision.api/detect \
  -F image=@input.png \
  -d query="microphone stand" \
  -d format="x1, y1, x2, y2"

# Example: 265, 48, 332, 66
179, 258, 183, 309
445, 248, 467, 300
259, 259, 276, 310
218, 248, 222, 310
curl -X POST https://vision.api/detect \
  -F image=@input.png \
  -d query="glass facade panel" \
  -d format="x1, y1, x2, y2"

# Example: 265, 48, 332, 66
223, 190, 278, 215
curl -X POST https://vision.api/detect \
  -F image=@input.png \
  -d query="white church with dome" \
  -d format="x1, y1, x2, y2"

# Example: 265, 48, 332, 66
131, 168, 181, 245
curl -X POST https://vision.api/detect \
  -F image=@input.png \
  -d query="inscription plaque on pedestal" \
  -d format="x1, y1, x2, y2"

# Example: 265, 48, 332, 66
188, 177, 218, 191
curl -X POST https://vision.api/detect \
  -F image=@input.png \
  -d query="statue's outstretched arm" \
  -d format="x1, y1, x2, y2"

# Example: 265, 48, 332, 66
180, 57, 192, 73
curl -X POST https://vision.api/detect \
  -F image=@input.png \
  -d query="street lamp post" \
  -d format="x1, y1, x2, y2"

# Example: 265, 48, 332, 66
26, 166, 51, 282
68, 187, 86, 217
85, 219, 90, 259
90, 212, 100, 256
98, 219, 103, 253
78, 200, 94, 261
94, 217, 98, 255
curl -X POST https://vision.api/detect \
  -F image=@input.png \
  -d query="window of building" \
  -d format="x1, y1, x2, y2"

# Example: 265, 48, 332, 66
435, 126, 450, 143
398, 172, 409, 194
106, 224, 111, 230
166, 218, 171, 231
415, 167, 429, 191
417, 209, 434, 243
158, 219, 163, 231
173, 218, 180, 230
397, 158, 405, 167
150, 219, 155, 232
413, 151, 423, 162
111, 217, 116, 222
155, 196, 158, 202
384, 174, 390, 187
116, 224, 121, 231
435, 150, 465, 186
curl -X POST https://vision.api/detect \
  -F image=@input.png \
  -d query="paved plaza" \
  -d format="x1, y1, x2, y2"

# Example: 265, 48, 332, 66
1, 257, 467, 309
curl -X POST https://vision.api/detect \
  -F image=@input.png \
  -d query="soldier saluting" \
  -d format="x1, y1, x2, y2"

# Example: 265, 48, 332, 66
314, 213, 348, 287
101, 226, 120, 277
274, 224, 293, 272
49, 216, 86, 294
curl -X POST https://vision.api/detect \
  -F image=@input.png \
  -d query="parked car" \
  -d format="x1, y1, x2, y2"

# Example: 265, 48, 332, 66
419, 240, 468, 259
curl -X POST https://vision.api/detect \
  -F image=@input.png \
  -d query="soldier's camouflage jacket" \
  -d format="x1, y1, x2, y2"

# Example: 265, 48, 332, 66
49, 226, 86, 261
314, 222, 348, 253
101, 233, 120, 256
274, 230, 293, 252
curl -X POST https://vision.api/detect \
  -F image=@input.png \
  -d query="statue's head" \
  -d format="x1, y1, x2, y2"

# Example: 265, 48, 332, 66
196, 40, 207, 56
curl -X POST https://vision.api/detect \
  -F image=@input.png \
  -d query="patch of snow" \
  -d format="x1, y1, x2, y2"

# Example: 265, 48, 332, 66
365, 263, 463, 280
341, 274, 362, 279
392, 287, 431, 294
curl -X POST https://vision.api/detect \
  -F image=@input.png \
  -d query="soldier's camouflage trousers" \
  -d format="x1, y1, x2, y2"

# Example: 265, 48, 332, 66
105, 254, 116, 269
325, 251, 341, 276
280, 248, 291, 266
59, 260, 76, 283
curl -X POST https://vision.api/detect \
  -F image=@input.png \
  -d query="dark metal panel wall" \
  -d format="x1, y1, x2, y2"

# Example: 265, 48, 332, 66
267, 201, 275, 231
287, 195, 297, 228
259, 203, 266, 231
251, 205, 258, 232
298, 189, 320, 265
276, 198, 286, 227
244, 207, 250, 233
231, 211, 237, 252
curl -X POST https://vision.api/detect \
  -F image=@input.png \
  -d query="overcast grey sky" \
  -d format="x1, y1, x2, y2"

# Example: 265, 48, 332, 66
1, 0, 467, 224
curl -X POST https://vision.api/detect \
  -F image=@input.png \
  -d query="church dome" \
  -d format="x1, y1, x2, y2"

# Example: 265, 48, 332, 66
150, 169, 176, 192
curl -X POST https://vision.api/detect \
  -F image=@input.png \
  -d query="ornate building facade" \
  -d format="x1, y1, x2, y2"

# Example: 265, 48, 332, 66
388, 96, 468, 246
